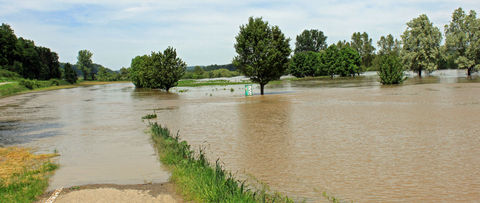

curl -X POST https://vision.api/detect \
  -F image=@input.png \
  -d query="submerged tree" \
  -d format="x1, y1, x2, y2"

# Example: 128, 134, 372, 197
445, 7, 480, 76
401, 14, 442, 77
378, 54, 405, 85
294, 29, 327, 53
233, 17, 291, 95
77, 50, 93, 81
130, 47, 186, 91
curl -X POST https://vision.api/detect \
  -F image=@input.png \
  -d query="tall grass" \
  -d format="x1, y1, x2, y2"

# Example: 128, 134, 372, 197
149, 122, 292, 202
0, 147, 58, 202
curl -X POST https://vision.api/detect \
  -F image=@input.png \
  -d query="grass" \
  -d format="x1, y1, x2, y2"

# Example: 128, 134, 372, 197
148, 121, 292, 202
142, 113, 157, 119
0, 147, 58, 202
178, 79, 251, 87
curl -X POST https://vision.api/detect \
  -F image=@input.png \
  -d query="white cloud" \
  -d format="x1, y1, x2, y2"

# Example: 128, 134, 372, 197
1, 0, 479, 69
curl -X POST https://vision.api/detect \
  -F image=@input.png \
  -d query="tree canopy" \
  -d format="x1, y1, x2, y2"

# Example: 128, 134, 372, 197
377, 34, 401, 56
350, 32, 375, 68
401, 14, 442, 77
445, 8, 480, 76
130, 47, 186, 91
233, 17, 291, 95
294, 29, 327, 53
76, 50, 93, 81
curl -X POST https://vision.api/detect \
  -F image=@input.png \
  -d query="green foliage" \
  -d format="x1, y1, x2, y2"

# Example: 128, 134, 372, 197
149, 122, 292, 202
401, 14, 442, 77
19, 79, 38, 89
0, 82, 27, 97
130, 47, 186, 91
336, 46, 361, 77
0, 68, 20, 79
378, 54, 405, 85
77, 50, 94, 81
233, 17, 291, 95
350, 32, 376, 69
64, 63, 77, 84
95, 66, 123, 81
0, 162, 58, 203
183, 68, 240, 79
178, 79, 250, 87
0, 24, 61, 80
294, 29, 327, 53
142, 113, 157, 119
288, 51, 322, 77
445, 7, 480, 75
377, 34, 401, 56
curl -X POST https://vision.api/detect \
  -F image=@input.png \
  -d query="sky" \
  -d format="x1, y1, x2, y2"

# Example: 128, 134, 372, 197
1, 0, 479, 70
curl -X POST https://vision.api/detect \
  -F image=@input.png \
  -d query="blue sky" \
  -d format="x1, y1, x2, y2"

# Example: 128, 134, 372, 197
1, 0, 479, 70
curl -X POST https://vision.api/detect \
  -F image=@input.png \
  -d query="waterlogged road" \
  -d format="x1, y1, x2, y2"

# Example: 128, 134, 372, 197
1, 70, 479, 202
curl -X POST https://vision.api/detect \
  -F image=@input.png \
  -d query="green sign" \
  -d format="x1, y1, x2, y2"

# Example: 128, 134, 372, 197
245, 84, 253, 96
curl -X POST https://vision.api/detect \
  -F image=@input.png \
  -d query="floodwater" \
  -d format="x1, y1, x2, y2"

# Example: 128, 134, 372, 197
1, 70, 479, 202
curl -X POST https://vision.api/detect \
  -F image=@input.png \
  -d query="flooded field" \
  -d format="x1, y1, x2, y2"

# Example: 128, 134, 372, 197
1, 70, 479, 201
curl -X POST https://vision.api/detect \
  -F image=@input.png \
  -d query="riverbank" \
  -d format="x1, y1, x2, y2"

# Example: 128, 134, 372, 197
0, 80, 131, 98
0, 147, 58, 202
148, 121, 292, 202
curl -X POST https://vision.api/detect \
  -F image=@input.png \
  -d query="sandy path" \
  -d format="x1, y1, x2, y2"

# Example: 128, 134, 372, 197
0, 82, 12, 85
37, 183, 185, 203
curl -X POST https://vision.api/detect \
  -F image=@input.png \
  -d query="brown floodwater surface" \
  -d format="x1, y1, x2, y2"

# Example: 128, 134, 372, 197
1, 71, 479, 202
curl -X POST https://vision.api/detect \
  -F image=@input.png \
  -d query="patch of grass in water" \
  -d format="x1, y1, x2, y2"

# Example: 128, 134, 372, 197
142, 113, 157, 119
148, 122, 293, 202
0, 147, 58, 202
178, 79, 251, 87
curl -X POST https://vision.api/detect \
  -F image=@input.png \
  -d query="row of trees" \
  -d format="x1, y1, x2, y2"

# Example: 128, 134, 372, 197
288, 7, 480, 85
0, 23, 61, 80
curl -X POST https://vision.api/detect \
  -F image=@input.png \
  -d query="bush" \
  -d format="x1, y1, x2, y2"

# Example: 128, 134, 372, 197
378, 54, 405, 85
49, 79, 60, 86
0, 68, 20, 79
19, 79, 38, 89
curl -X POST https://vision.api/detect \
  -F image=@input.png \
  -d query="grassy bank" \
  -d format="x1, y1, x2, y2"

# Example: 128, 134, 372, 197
0, 80, 130, 98
0, 147, 58, 202
149, 122, 292, 202
178, 79, 251, 87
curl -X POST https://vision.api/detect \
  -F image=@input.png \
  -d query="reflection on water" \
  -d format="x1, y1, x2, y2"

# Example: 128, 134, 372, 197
0, 70, 479, 201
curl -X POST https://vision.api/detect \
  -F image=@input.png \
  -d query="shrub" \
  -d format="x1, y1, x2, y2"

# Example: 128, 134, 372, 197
50, 79, 60, 86
19, 79, 38, 89
378, 54, 405, 85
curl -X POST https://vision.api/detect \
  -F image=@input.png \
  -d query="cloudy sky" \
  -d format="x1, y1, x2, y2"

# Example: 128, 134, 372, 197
1, 0, 479, 70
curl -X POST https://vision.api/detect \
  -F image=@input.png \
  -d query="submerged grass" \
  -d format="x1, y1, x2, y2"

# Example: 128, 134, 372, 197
149, 122, 292, 202
178, 79, 251, 87
0, 147, 58, 202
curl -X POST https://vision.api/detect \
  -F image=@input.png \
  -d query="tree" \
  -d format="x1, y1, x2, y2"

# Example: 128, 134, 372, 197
294, 29, 327, 53
401, 14, 442, 77
288, 51, 321, 78
377, 34, 401, 56
233, 17, 291, 95
193, 66, 205, 76
0, 23, 17, 69
119, 67, 129, 80
36, 46, 61, 80
350, 32, 375, 68
336, 46, 361, 77
77, 50, 93, 80
378, 54, 405, 85
130, 47, 186, 91
15, 38, 41, 79
64, 62, 77, 84
323, 44, 340, 78
445, 7, 480, 76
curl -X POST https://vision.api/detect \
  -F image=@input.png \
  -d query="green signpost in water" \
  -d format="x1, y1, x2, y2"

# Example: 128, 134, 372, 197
245, 84, 253, 96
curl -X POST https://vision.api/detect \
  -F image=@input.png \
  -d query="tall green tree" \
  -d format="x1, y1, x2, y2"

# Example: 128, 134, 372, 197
77, 50, 93, 80
445, 7, 480, 76
0, 23, 17, 69
233, 17, 291, 95
377, 34, 401, 56
294, 29, 327, 53
288, 51, 321, 78
401, 14, 442, 77
323, 44, 340, 78
130, 47, 186, 91
15, 38, 41, 79
36, 46, 61, 80
350, 32, 375, 68
64, 62, 77, 84
336, 46, 361, 77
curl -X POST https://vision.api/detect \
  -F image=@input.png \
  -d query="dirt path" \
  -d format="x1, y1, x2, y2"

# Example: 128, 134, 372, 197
0, 82, 12, 85
37, 183, 185, 203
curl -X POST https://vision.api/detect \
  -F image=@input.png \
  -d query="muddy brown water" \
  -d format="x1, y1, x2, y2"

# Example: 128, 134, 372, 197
1, 70, 479, 202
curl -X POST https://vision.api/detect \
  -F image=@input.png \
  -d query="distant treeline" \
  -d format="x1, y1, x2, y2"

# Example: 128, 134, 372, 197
184, 64, 240, 79
0, 23, 61, 80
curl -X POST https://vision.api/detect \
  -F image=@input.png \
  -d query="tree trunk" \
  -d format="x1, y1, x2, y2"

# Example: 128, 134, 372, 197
467, 67, 472, 76
260, 83, 265, 95
418, 69, 422, 78
166, 87, 170, 92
